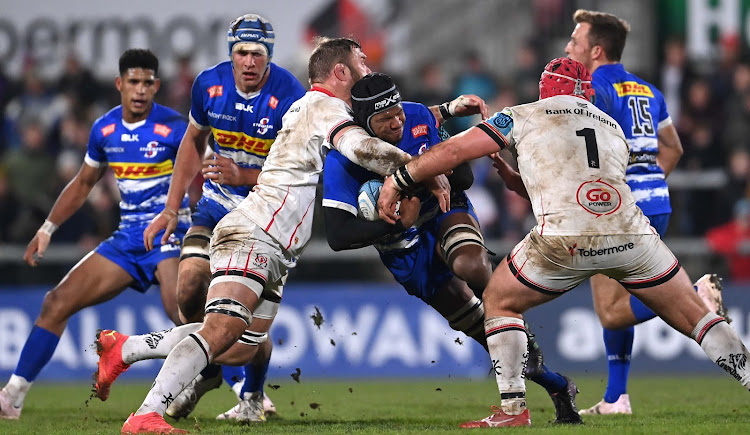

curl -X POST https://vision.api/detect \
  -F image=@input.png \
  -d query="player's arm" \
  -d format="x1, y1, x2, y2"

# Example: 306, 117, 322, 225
24, 162, 107, 266
656, 123, 683, 178
324, 197, 420, 251
144, 123, 210, 251
430, 95, 490, 124
378, 126, 501, 223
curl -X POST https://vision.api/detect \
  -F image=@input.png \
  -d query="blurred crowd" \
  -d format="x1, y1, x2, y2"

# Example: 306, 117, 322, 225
2, 35, 750, 281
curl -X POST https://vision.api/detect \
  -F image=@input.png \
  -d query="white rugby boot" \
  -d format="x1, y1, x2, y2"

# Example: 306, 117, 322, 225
578, 394, 631, 415
216, 391, 266, 422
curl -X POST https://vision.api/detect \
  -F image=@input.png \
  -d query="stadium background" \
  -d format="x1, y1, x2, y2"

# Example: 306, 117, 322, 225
1, 0, 750, 382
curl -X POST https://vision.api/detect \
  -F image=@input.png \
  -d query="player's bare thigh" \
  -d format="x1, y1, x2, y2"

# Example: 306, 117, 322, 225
37, 252, 133, 335
482, 259, 560, 319
626, 267, 709, 336
177, 225, 213, 323
154, 257, 181, 325
589, 274, 638, 329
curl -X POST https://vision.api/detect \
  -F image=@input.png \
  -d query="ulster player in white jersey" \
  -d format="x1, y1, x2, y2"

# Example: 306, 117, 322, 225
377, 58, 750, 428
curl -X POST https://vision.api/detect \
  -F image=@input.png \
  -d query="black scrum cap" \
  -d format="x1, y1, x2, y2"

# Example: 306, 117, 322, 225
351, 72, 402, 136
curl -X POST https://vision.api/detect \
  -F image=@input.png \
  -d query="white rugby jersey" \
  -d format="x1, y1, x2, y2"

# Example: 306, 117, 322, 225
233, 87, 406, 258
477, 95, 653, 236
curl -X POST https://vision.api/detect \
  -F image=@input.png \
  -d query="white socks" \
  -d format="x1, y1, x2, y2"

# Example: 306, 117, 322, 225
485, 316, 528, 415
4, 375, 32, 407
135, 332, 212, 416
692, 312, 750, 389
121, 323, 202, 365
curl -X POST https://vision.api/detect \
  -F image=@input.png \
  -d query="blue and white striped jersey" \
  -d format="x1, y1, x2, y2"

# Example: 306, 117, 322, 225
84, 103, 190, 229
189, 61, 306, 214
592, 63, 672, 216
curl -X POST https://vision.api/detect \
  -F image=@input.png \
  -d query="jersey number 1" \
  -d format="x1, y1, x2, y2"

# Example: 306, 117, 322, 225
576, 128, 600, 168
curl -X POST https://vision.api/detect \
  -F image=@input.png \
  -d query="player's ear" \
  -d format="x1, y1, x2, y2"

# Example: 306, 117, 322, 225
154, 77, 162, 93
114, 76, 122, 92
333, 63, 348, 81
591, 45, 604, 61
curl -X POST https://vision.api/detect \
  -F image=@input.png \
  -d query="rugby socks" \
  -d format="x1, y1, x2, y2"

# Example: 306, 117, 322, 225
485, 316, 528, 415
121, 323, 202, 365
135, 333, 212, 416
239, 358, 270, 398
628, 295, 657, 323
526, 365, 568, 394
692, 312, 750, 389
4, 326, 59, 407
602, 326, 633, 403
222, 365, 244, 398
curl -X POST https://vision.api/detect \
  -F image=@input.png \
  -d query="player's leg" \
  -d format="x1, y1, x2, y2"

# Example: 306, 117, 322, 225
154, 257, 181, 325
1, 252, 132, 419
460, 256, 561, 428
581, 274, 636, 415
437, 211, 492, 297
624, 267, 750, 389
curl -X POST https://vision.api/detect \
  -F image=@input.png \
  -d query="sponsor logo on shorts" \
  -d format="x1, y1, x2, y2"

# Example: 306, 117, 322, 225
254, 254, 268, 268
576, 179, 621, 216
568, 243, 577, 256
208, 85, 223, 98
411, 124, 428, 138
574, 242, 634, 257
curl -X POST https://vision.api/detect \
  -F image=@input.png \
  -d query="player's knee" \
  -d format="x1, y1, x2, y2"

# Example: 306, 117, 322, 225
597, 311, 627, 329
38, 288, 76, 324
177, 268, 210, 321
450, 251, 492, 288
446, 296, 485, 339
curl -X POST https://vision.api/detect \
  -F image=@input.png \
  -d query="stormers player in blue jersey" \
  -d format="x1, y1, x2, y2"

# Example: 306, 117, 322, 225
565, 10, 727, 415
322, 73, 582, 424
134, 14, 304, 423
0, 49, 188, 420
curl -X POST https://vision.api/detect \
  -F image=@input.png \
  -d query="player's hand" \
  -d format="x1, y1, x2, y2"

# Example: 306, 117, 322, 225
490, 153, 529, 200
378, 176, 402, 224
202, 154, 242, 186
424, 174, 451, 213
449, 94, 490, 120
23, 232, 50, 267
397, 196, 421, 228
144, 208, 178, 251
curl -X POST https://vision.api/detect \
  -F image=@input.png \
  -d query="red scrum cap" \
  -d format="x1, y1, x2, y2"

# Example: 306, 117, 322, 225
539, 57, 595, 102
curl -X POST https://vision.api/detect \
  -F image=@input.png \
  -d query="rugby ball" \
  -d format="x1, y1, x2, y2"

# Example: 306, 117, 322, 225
357, 179, 384, 221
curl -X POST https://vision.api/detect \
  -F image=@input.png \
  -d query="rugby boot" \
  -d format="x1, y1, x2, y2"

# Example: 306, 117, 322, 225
165, 370, 222, 420
695, 274, 731, 323
93, 329, 131, 401
216, 391, 266, 422
122, 412, 188, 434
579, 393, 631, 415
460, 406, 531, 428
0, 388, 21, 420
549, 376, 582, 424
263, 392, 277, 416
524, 321, 544, 378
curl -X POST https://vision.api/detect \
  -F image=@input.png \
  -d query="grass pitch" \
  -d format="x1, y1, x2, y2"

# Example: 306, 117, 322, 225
0, 375, 746, 434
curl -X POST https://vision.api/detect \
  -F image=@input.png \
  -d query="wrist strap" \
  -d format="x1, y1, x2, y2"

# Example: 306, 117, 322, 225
393, 165, 415, 191
39, 219, 58, 236
439, 102, 453, 120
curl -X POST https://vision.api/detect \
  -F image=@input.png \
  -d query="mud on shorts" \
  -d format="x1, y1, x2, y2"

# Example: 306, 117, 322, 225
506, 228, 680, 294
208, 217, 290, 320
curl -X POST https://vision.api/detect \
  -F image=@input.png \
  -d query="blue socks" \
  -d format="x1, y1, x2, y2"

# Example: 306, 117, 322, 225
221, 365, 244, 387
603, 326, 633, 403
13, 326, 60, 381
629, 295, 657, 323
239, 358, 269, 398
527, 364, 568, 394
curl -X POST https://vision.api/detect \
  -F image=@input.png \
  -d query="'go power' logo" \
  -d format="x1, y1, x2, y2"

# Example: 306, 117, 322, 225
576, 179, 621, 216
